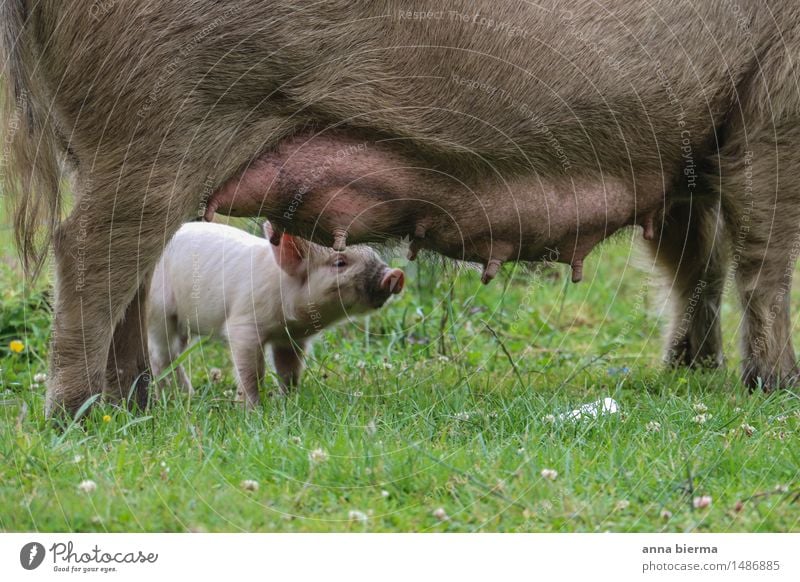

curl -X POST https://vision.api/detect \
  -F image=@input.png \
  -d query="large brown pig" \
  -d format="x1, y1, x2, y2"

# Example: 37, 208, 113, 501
2, 1, 800, 417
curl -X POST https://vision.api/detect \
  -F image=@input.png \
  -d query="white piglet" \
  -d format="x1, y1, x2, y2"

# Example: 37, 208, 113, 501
147, 221, 404, 406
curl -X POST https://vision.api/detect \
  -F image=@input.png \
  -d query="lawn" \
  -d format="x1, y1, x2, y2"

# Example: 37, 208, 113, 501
1, 219, 799, 532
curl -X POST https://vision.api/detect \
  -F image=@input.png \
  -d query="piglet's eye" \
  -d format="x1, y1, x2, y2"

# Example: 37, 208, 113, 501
333, 258, 347, 268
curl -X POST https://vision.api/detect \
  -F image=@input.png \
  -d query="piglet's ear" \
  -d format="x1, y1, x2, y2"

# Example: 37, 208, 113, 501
272, 233, 307, 275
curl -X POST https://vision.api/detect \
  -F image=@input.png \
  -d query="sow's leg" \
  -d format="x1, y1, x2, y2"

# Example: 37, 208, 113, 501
718, 139, 800, 391
46, 174, 198, 419
649, 195, 727, 369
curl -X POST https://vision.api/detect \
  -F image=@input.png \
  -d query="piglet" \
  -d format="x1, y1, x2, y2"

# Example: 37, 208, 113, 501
147, 221, 404, 407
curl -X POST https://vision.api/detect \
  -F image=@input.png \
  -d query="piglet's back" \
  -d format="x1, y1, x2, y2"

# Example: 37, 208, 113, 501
156, 222, 279, 331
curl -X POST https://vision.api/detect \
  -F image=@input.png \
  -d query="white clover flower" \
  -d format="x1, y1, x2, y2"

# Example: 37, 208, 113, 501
693, 495, 712, 509
615, 500, 630, 511
348, 510, 368, 524
290, 436, 302, 445
540, 468, 558, 481
240, 480, 259, 492
693, 414, 711, 424
381, 490, 390, 498
432, 507, 449, 521
73, 454, 83, 464
693, 403, 708, 414
740, 423, 756, 437
309, 448, 328, 464
660, 509, 673, 520
78, 480, 97, 494
646, 421, 661, 433
542, 414, 556, 424
33, 372, 47, 383
454, 412, 470, 421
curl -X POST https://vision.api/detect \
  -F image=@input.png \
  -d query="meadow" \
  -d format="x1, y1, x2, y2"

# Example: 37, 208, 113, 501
1, 218, 798, 532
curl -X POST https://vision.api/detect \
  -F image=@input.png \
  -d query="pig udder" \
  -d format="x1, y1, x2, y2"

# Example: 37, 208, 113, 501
206, 132, 665, 283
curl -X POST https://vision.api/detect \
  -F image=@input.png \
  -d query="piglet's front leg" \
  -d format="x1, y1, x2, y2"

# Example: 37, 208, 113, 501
228, 330, 265, 408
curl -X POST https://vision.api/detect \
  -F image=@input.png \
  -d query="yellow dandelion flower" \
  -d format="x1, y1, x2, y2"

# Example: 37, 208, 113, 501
9, 340, 25, 353
102, 415, 111, 423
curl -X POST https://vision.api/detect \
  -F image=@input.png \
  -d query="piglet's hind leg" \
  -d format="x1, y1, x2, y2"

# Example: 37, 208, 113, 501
271, 342, 307, 394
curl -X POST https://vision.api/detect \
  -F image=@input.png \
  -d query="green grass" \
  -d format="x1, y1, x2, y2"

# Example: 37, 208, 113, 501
1, 225, 799, 532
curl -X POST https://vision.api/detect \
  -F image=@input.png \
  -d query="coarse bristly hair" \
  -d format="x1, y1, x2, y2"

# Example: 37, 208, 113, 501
1, 0, 65, 278
7, 0, 800, 420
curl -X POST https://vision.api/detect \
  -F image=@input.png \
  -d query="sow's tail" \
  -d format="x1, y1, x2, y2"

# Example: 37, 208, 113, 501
1, 0, 63, 277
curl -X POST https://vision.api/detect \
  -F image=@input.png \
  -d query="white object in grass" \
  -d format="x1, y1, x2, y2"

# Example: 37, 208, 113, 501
559, 397, 619, 422
78, 480, 97, 494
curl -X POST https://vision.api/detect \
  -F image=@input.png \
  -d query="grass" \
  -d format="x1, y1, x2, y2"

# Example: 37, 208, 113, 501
1, 221, 799, 532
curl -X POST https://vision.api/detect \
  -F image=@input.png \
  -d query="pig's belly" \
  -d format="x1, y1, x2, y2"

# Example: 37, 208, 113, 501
206, 133, 665, 283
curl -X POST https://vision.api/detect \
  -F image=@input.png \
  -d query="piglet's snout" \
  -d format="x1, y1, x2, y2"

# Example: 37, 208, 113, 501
380, 268, 405, 295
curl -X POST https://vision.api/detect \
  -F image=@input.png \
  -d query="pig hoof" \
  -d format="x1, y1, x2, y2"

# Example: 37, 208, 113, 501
571, 259, 584, 283
481, 259, 503, 285
332, 229, 347, 251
